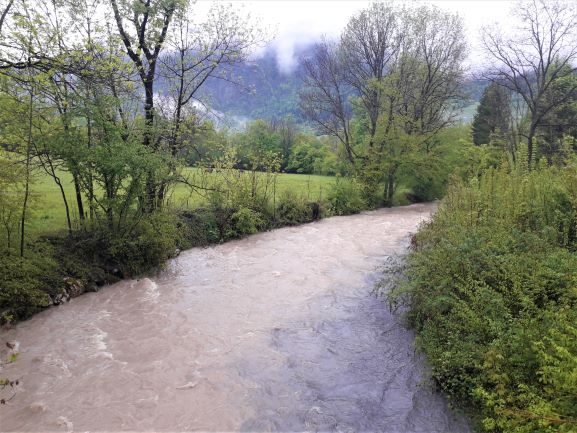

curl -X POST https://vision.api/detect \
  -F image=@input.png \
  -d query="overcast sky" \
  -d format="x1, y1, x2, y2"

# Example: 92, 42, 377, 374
196, 0, 515, 73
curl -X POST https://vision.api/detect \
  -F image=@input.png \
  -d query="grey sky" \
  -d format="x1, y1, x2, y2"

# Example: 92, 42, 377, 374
194, 0, 515, 73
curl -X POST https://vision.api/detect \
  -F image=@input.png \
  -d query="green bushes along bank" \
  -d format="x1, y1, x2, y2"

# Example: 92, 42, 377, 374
396, 165, 577, 432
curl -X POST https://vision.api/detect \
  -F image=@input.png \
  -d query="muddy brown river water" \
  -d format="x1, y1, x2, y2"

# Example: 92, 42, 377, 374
0, 203, 469, 432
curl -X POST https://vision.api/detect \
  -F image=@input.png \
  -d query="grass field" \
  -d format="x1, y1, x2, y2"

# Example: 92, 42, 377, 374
26, 167, 335, 235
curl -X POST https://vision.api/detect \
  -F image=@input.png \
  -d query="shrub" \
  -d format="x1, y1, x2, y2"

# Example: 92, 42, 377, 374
327, 177, 365, 216
394, 165, 577, 432
274, 191, 313, 226
229, 207, 264, 237
0, 247, 61, 322
177, 208, 221, 248
105, 213, 179, 276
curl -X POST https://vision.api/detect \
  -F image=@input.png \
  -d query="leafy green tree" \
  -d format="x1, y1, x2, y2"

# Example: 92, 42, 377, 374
535, 68, 577, 164
301, 3, 466, 206
286, 135, 330, 174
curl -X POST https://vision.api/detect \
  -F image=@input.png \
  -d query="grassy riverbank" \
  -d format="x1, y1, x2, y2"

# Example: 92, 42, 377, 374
397, 165, 577, 432
26, 168, 334, 235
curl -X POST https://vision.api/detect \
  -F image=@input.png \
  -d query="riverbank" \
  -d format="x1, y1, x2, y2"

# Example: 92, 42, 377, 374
1, 174, 377, 324
397, 166, 577, 432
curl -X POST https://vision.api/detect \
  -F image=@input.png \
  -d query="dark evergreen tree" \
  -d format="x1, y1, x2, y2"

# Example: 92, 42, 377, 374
471, 83, 511, 145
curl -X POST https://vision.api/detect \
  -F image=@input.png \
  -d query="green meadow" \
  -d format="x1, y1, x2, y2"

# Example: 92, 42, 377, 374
26, 167, 335, 235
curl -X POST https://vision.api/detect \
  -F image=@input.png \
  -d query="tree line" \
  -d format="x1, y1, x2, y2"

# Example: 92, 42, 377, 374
473, 0, 577, 167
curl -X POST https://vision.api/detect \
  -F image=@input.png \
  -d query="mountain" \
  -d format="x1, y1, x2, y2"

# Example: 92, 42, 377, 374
198, 46, 309, 123
198, 45, 486, 125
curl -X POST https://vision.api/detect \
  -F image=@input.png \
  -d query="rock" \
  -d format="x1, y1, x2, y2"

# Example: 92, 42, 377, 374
84, 282, 100, 293
63, 277, 85, 298
52, 291, 69, 305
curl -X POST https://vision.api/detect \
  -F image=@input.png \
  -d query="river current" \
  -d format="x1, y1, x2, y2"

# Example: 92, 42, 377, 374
0, 203, 469, 432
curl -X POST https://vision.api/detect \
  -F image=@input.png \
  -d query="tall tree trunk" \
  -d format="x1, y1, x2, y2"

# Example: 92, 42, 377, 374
20, 90, 34, 257
143, 77, 157, 212
71, 169, 85, 222
86, 110, 95, 220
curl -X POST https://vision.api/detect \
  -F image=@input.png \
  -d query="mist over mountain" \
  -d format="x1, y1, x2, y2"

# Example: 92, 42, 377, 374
197, 45, 311, 124
196, 43, 485, 126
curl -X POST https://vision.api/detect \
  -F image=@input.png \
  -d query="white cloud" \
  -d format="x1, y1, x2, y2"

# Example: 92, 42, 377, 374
195, 0, 515, 73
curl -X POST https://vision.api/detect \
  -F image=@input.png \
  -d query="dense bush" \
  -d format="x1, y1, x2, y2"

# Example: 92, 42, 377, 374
0, 249, 60, 321
274, 191, 314, 226
229, 207, 265, 237
394, 165, 577, 432
326, 177, 366, 216
103, 213, 179, 276
177, 208, 221, 248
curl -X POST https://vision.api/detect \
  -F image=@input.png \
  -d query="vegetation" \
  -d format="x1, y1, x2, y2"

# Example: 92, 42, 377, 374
392, 2, 577, 432
395, 163, 577, 432
300, 2, 467, 206
471, 83, 511, 147
2, 0, 577, 431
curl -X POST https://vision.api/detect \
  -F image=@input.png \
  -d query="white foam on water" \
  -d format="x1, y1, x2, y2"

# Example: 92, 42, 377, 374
91, 328, 113, 360
139, 278, 160, 302
55, 415, 73, 431
29, 401, 47, 413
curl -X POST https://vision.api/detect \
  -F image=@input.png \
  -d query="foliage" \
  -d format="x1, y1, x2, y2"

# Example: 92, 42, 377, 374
275, 191, 315, 226
0, 246, 60, 321
326, 177, 365, 216
0, 156, 26, 251
300, 2, 467, 205
229, 207, 265, 237
472, 83, 511, 146
100, 212, 179, 276
286, 135, 334, 175
481, 0, 577, 169
176, 208, 221, 248
394, 164, 577, 432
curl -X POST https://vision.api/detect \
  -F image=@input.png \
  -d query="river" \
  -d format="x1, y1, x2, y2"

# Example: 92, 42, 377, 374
0, 203, 469, 432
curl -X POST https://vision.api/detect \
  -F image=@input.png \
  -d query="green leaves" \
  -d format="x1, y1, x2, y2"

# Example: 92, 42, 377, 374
401, 165, 577, 432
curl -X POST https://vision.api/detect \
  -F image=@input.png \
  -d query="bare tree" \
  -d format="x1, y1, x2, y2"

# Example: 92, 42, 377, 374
159, 2, 265, 158
482, 0, 577, 169
0, 0, 14, 35
299, 39, 354, 163
392, 5, 466, 140
340, 1, 402, 144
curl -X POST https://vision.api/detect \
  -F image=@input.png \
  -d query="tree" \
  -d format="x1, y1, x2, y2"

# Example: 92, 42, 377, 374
535, 68, 577, 164
159, 2, 264, 158
299, 39, 354, 163
300, 3, 466, 206
482, 0, 577, 169
472, 82, 512, 146
340, 1, 402, 145
109, 0, 184, 209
